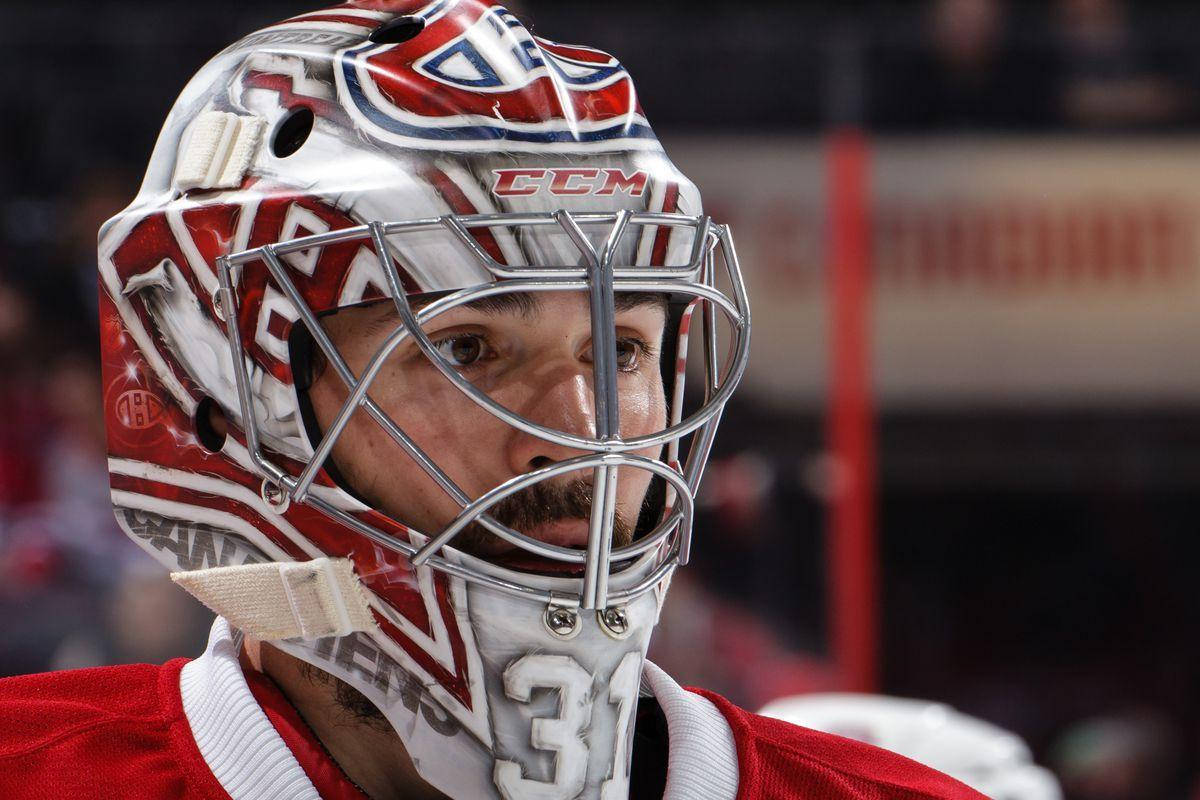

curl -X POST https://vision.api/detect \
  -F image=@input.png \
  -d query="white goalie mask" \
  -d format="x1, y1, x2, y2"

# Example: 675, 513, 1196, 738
98, 2, 749, 798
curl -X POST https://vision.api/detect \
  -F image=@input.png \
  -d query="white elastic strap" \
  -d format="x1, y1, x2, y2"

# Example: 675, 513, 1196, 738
173, 111, 265, 192
171, 558, 379, 641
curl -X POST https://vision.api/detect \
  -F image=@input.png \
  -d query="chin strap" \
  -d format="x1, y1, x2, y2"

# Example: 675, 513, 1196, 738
172, 558, 380, 641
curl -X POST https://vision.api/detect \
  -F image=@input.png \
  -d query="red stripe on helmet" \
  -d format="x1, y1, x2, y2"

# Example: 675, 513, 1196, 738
242, 71, 352, 126
419, 165, 508, 266
650, 182, 680, 267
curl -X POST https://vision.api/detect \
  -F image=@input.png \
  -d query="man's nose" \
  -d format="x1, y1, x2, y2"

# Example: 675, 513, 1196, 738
504, 366, 599, 474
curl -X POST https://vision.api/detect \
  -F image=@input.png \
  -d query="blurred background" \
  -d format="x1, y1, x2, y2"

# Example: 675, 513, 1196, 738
3, 0, 1200, 796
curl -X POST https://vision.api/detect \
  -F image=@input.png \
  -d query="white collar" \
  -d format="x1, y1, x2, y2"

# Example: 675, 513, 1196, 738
641, 660, 740, 800
179, 618, 321, 800
179, 618, 738, 800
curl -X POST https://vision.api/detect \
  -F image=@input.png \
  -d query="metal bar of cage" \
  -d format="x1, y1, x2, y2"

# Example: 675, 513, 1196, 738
213, 211, 749, 610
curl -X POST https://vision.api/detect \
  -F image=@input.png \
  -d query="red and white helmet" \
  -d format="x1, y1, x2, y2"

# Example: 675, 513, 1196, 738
98, 2, 749, 797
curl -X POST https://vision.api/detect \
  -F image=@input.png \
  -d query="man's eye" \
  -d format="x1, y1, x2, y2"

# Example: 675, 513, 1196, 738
583, 337, 654, 371
432, 334, 489, 366
615, 338, 645, 371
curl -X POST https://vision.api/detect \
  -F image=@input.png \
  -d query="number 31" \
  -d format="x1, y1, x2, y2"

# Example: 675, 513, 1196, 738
493, 652, 642, 800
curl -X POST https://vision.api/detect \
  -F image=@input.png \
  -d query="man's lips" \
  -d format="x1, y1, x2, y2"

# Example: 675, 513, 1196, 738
490, 550, 586, 577
488, 518, 590, 576
464, 518, 636, 576
488, 548, 641, 577
521, 519, 591, 548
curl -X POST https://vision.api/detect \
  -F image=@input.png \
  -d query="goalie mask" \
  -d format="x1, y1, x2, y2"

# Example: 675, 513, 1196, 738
98, 2, 749, 798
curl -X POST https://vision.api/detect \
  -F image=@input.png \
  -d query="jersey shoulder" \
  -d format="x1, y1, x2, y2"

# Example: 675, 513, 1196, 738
0, 659, 226, 800
693, 689, 989, 800
0, 661, 170, 743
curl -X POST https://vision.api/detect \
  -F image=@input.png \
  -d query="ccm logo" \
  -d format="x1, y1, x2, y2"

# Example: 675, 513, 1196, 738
492, 168, 648, 198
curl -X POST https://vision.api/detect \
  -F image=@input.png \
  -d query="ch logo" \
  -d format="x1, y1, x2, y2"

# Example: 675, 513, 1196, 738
415, 6, 625, 93
115, 389, 165, 430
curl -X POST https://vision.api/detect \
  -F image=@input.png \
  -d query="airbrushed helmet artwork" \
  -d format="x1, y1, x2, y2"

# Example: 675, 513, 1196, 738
97, 1, 749, 798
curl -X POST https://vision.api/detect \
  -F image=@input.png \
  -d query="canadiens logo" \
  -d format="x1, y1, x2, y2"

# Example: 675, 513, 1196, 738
492, 168, 648, 198
415, 7, 625, 93
335, 3, 657, 150
115, 389, 166, 430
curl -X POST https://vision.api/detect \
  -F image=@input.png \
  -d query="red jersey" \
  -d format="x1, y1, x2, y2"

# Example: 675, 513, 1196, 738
0, 620, 985, 800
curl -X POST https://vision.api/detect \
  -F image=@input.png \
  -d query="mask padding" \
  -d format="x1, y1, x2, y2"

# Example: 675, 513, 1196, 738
288, 320, 368, 504
632, 297, 690, 540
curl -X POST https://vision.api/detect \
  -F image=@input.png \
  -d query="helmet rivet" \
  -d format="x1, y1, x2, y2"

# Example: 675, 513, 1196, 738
543, 604, 581, 639
260, 478, 290, 513
598, 606, 631, 639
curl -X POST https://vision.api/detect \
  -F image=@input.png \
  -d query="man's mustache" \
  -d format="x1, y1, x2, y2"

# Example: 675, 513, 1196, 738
451, 477, 634, 557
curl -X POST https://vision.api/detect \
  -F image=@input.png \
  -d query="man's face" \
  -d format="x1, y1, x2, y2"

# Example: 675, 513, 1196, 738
307, 291, 668, 568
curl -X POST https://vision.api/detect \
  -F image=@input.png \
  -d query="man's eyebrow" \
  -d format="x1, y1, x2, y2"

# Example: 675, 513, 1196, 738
413, 291, 667, 318
613, 292, 669, 314
357, 294, 536, 335
358, 291, 667, 339
459, 292, 538, 318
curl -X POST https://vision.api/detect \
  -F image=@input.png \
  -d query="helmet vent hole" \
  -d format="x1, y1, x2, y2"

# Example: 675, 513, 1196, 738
194, 396, 228, 453
369, 15, 425, 44
271, 107, 314, 159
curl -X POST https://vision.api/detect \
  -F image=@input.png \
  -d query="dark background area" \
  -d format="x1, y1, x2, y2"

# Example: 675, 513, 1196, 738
3, 2, 1200, 797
